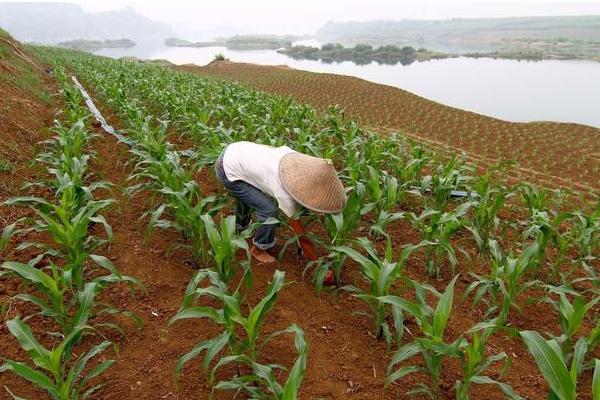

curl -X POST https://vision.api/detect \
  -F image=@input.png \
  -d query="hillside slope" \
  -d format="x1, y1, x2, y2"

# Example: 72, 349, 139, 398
0, 29, 55, 196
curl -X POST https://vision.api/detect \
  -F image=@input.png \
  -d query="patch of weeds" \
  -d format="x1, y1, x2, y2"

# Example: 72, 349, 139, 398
0, 44, 9, 58
0, 157, 14, 173
5, 68, 51, 104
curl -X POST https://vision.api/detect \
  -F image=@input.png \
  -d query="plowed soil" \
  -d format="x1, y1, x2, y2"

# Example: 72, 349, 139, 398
1, 41, 598, 400
176, 61, 600, 193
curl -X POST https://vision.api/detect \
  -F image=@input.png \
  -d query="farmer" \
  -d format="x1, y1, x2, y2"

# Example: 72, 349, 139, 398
215, 141, 346, 264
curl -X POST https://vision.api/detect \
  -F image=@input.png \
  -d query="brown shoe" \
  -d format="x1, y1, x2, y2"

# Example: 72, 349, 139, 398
250, 246, 276, 264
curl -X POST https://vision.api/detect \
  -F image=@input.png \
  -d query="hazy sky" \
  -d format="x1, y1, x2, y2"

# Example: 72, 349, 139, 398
9, 0, 600, 36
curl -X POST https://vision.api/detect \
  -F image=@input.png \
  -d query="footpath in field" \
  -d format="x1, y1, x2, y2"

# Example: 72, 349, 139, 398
177, 61, 600, 193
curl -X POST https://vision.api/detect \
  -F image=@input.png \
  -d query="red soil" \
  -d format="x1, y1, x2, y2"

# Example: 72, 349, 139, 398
1, 42, 598, 400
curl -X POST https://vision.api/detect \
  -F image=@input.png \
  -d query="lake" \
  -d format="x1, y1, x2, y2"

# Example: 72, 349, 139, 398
95, 43, 600, 128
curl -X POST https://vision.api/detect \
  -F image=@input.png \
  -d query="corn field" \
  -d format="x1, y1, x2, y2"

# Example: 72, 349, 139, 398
1, 46, 599, 399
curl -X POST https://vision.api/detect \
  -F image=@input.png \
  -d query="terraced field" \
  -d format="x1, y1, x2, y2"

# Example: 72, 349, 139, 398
178, 61, 600, 193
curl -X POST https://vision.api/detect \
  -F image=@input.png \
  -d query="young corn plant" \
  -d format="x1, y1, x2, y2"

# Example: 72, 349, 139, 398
519, 183, 550, 214
522, 209, 573, 283
2, 195, 115, 290
571, 207, 600, 286
201, 214, 251, 285
419, 157, 472, 211
335, 237, 426, 345
406, 201, 473, 277
465, 240, 540, 326
169, 269, 290, 378
455, 326, 523, 400
0, 285, 114, 400
391, 142, 430, 195
520, 330, 590, 400
467, 173, 512, 253
364, 166, 405, 238
543, 286, 600, 359
147, 180, 223, 266
210, 324, 308, 400
378, 276, 463, 400
307, 183, 369, 291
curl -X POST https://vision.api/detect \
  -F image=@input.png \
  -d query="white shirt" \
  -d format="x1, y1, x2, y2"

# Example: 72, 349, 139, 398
223, 141, 300, 217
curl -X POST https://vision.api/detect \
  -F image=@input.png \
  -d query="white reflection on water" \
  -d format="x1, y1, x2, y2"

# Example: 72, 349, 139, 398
95, 44, 600, 127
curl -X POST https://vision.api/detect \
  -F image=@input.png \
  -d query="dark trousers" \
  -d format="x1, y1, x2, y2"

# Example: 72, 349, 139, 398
215, 153, 277, 250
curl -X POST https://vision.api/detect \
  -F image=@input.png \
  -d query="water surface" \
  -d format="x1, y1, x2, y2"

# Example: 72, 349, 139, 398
95, 44, 600, 127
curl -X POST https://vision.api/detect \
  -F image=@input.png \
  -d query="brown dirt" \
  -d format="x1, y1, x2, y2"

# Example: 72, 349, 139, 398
175, 61, 600, 193
1, 42, 598, 400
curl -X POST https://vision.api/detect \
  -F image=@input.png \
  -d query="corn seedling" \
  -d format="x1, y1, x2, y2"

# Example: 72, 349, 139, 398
307, 183, 370, 291
391, 142, 430, 194
519, 183, 550, 214
406, 202, 472, 277
201, 214, 252, 284
0, 285, 114, 400
522, 209, 573, 283
3, 195, 115, 289
543, 286, 600, 359
335, 237, 427, 345
455, 325, 523, 400
465, 240, 540, 326
147, 180, 223, 265
170, 269, 288, 378
210, 324, 308, 400
467, 173, 512, 253
378, 276, 462, 400
419, 157, 472, 211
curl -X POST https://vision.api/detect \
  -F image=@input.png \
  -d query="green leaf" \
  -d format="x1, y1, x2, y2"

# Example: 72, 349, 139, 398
470, 375, 524, 400
169, 307, 224, 325
246, 270, 285, 345
593, 359, 600, 400
70, 340, 112, 388
1, 262, 58, 293
6, 318, 51, 371
519, 331, 574, 400
281, 324, 308, 400
388, 341, 421, 373
0, 360, 55, 394
175, 331, 230, 376
432, 275, 458, 337
385, 365, 422, 388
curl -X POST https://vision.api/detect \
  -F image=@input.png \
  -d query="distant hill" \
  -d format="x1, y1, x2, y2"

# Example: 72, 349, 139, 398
0, 2, 174, 44
316, 16, 600, 52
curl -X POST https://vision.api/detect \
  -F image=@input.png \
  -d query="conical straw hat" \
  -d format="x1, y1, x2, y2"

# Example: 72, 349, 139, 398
279, 153, 346, 214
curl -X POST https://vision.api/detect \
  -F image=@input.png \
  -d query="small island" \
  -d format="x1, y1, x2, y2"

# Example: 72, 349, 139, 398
57, 38, 135, 51
165, 34, 295, 50
278, 43, 453, 65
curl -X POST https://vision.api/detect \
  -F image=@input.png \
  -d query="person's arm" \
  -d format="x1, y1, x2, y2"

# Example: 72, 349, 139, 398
289, 218, 318, 261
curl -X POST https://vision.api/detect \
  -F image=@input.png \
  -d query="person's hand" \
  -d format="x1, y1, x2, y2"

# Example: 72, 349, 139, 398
250, 246, 276, 264
289, 219, 318, 261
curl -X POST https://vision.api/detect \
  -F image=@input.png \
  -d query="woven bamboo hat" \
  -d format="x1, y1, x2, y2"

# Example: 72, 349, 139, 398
279, 153, 346, 214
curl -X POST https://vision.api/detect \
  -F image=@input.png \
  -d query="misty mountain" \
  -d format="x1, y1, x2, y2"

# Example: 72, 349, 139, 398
0, 2, 174, 44
316, 16, 600, 52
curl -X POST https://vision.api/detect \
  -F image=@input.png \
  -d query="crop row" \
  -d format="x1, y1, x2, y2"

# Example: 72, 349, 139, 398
1, 67, 140, 399
15, 47, 600, 399
187, 64, 600, 192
